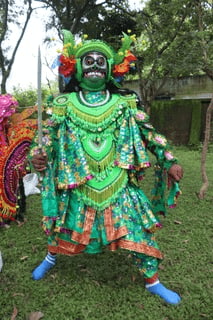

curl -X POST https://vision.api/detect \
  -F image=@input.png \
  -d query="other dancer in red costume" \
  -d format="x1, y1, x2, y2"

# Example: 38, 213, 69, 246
0, 94, 37, 226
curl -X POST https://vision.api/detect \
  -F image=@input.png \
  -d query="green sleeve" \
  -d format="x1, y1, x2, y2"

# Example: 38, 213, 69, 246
135, 110, 181, 215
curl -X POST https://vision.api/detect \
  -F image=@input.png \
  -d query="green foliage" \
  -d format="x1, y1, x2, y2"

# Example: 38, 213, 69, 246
38, 0, 137, 42
134, 0, 213, 109
12, 86, 50, 110
84, 4, 138, 43
0, 147, 212, 319
12, 87, 38, 108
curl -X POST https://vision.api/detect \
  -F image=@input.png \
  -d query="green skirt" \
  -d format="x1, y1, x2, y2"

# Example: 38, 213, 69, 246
42, 184, 163, 260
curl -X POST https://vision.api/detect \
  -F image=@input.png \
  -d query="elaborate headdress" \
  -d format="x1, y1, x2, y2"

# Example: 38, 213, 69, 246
57, 30, 137, 87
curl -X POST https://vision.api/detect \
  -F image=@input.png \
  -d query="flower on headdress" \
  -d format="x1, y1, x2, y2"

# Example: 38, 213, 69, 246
113, 50, 137, 77
0, 94, 18, 122
130, 34, 137, 42
123, 51, 137, 63
113, 60, 129, 77
58, 54, 76, 78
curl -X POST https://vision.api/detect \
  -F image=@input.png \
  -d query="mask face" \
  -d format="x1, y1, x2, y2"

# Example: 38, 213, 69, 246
80, 52, 108, 90
82, 52, 107, 79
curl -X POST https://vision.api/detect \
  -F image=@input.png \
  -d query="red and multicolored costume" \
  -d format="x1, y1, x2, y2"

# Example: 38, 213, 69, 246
0, 94, 37, 225
30, 30, 183, 304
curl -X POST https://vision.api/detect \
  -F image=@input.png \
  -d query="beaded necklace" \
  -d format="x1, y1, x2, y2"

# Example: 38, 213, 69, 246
79, 90, 110, 107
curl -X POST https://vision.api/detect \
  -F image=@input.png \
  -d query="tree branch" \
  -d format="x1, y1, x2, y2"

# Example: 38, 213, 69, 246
198, 95, 213, 199
6, 1, 34, 78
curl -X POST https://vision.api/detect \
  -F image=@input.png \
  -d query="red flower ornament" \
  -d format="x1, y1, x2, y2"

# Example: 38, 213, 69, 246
113, 51, 137, 77
59, 55, 76, 78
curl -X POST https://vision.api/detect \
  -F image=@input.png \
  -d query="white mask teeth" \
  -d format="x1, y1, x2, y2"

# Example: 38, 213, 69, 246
85, 71, 105, 78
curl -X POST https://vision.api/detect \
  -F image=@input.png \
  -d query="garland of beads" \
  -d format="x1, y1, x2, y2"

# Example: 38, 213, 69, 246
66, 103, 128, 133
79, 90, 110, 107
46, 93, 138, 131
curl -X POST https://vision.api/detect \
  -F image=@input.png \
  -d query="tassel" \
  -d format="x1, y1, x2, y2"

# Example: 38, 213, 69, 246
77, 169, 128, 209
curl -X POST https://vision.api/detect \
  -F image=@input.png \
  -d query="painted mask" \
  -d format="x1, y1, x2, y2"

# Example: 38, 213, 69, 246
79, 52, 108, 90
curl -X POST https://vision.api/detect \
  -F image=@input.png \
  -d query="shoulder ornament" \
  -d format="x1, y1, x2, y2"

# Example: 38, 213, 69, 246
46, 94, 70, 123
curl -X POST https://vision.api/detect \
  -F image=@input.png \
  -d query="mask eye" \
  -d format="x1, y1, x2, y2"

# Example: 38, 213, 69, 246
97, 57, 105, 66
85, 56, 94, 66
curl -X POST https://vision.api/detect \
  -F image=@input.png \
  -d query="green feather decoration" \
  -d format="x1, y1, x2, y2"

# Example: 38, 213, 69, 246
61, 29, 75, 56
114, 32, 133, 65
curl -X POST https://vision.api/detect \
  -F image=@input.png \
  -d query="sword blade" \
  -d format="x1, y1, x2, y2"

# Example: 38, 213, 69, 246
37, 46, 42, 149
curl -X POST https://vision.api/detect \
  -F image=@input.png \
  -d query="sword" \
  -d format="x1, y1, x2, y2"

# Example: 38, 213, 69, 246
37, 46, 42, 150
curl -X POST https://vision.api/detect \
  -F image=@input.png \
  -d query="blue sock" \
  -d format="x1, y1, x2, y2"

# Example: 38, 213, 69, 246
32, 252, 56, 280
146, 281, 181, 305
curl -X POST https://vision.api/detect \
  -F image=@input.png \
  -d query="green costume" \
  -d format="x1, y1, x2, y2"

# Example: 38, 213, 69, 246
30, 90, 180, 279
30, 31, 182, 306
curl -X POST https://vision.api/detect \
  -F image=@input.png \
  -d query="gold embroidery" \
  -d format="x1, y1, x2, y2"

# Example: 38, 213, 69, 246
71, 207, 96, 244
48, 239, 85, 255
109, 239, 163, 259
104, 207, 128, 241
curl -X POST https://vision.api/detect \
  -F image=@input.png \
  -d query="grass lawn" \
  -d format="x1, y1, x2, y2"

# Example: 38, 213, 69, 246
0, 147, 212, 320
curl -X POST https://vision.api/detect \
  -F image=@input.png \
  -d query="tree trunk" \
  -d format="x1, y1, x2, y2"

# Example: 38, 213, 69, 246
198, 95, 213, 199
1, 80, 6, 94
0, 1, 33, 93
